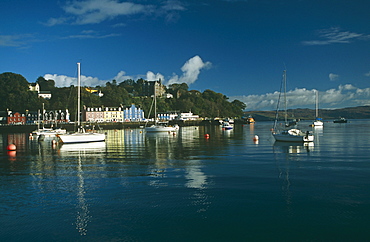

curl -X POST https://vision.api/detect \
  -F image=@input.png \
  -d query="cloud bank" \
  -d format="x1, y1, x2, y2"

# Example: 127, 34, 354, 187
44, 55, 211, 87
230, 84, 370, 111
43, 74, 104, 87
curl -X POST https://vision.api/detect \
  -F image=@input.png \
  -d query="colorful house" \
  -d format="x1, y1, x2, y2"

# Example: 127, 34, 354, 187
123, 104, 145, 121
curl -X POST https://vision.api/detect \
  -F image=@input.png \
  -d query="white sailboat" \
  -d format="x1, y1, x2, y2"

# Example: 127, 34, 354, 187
272, 70, 314, 142
312, 90, 323, 127
32, 104, 67, 138
145, 81, 178, 133
57, 63, 105, 144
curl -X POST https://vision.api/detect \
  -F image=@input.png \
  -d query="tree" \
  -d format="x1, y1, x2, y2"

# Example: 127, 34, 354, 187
0, 72, 42, 111
37, 76, 55, 91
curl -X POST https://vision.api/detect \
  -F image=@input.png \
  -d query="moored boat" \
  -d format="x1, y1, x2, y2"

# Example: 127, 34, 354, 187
145, 81, 179, 133
272, 70, 314, 142
222, 121, 233, 130
333, 117, 347, 123
312, 90, 323, 127
57, 63, 105, 144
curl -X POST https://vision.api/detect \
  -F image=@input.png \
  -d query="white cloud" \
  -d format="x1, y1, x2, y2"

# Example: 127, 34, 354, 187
166, 55, 212, 86
365, 71, 370, 77
44, 73, 103, 87
0, 34, 34, 48
0, 35, 22, 47
329, 73, 339, 81
230, 84, 370, 111
45, 0, 186, 26
146, 71, 165, 82
113, 71, 133, 82
302, 27, 366, 46
45, 55, 210, 88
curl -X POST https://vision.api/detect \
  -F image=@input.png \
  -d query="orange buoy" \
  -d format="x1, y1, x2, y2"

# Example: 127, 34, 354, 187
204, 134, 210, 139
7, 144, 16, 151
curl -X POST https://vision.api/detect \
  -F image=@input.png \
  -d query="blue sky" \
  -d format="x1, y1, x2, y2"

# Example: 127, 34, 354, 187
1, 0, 369, 111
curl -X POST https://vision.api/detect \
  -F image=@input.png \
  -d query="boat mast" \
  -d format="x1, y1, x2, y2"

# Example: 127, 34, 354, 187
315, 90, 319, 118
154, 81, 157, 124
283, 70, 287, 125
273, 70, 285, 131
77, 62, 81, 132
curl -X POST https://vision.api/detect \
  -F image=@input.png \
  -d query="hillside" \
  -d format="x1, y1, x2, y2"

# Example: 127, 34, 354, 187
244, 106, 370, 121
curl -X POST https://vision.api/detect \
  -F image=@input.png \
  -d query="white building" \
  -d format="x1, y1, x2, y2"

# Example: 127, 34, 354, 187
176, 112, 200, 120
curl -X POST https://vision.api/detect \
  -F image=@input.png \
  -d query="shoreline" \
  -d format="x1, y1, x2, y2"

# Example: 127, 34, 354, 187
0, 119, 226, 133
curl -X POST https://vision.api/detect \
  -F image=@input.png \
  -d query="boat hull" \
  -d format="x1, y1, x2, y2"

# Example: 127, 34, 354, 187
32, 129, 67, 137
313, 120, 323, 126
145, 125, 178, 132
333, 118, 347, 123
273, 129, 314, 142
57, 133, 105, 144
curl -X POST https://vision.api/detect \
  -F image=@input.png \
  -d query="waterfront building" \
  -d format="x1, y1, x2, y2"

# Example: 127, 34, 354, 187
158, 111, 179, 121
26, 111, 38, 124
176, 112, 200, 120
123, 104, 145, 122
84, 106, 104, 123
104, 106, 123, 122
7, 111, 26, 125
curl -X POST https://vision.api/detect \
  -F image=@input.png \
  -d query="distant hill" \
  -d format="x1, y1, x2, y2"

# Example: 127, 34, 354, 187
244, 106, 370, 121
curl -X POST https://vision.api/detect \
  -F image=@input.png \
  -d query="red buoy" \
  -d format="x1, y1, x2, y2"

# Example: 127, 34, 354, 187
7, 144, 16, 151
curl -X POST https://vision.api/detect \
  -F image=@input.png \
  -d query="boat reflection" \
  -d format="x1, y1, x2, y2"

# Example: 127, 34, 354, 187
273, 141, 314, 153
58, 142, 106, 236
75, 155, 90, 236
59, 141, 106, 155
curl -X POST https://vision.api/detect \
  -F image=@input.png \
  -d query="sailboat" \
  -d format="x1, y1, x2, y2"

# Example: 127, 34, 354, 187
312, 90, 323, 127
272, 70, 314, 142
32, 103, 66, 138
145, 81, 178, 132
57, 63, 105, 144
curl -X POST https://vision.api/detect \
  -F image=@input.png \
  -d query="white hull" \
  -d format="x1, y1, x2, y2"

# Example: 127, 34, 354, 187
57, 132, 105, 144
313, 120, 323, 126
222, 122, 233, 130
273, 129, 314, 142
33, 128, 67, 137
145, 125, 178, 132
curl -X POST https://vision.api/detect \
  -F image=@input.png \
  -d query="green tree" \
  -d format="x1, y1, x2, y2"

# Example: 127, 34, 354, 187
0, 72, 42, 111
37, 76, 55, 91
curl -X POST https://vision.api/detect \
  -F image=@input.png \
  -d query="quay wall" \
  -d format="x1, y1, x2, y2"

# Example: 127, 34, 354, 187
0, 119, 223, 133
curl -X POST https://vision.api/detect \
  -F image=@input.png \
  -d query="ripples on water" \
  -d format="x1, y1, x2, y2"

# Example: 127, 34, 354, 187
1, 120, 370, 241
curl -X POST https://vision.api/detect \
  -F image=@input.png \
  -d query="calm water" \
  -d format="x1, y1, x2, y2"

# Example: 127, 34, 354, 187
1, 120, 370, 241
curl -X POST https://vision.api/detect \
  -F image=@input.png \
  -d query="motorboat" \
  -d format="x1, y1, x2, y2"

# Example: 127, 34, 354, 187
333, 117, 347, 123
222, 121, 233, 130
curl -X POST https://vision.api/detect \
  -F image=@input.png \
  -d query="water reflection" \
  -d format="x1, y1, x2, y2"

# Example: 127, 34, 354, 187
273, 141, 314, 154
75, 154, 90, 236
59, 141, 106, 154
273, 141, 314, 211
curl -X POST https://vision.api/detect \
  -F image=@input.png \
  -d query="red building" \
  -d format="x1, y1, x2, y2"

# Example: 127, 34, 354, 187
7, 112, 26, 125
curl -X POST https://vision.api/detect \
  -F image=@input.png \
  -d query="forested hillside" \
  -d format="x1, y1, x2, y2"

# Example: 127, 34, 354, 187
244, 106, 370, 121
0, 72, 246, 120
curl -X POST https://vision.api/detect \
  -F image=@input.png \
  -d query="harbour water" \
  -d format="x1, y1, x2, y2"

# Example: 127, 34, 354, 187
1, 120, 370, 241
